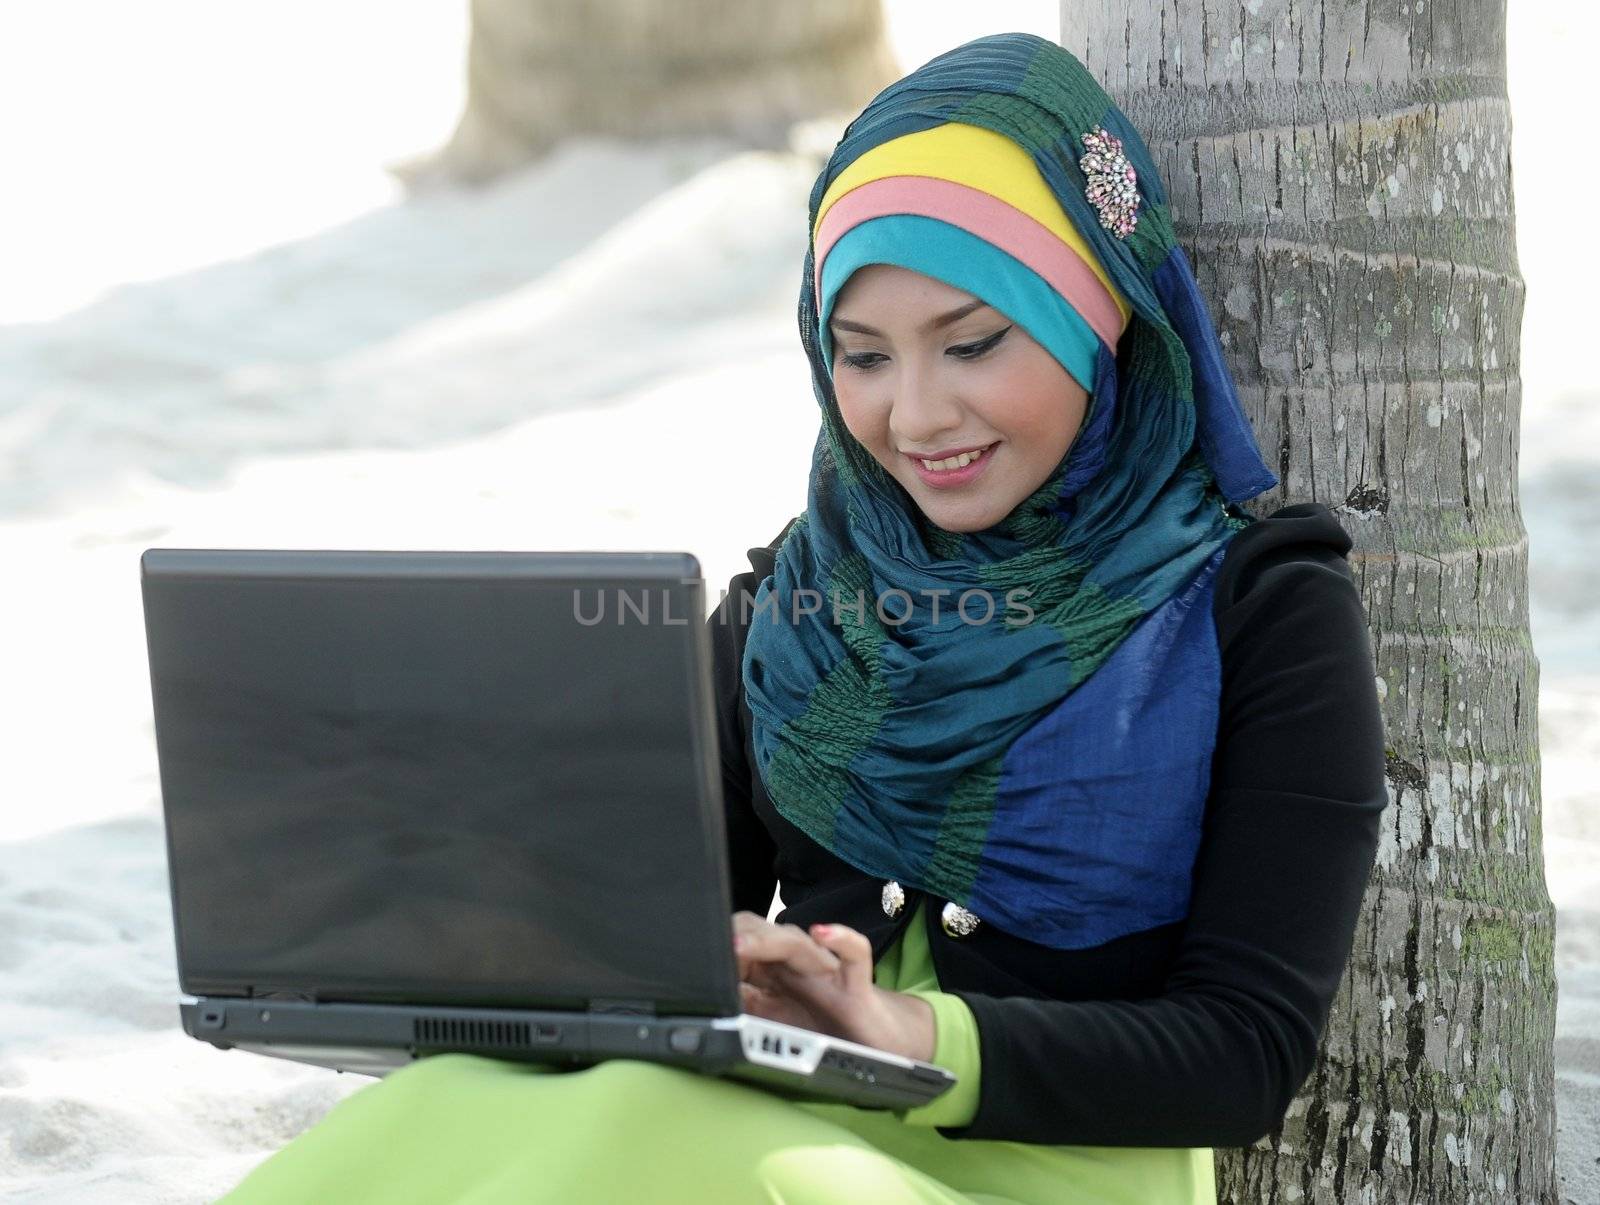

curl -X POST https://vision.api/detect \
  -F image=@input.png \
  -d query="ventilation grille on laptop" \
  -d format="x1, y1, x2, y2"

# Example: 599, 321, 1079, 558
414, 1017, 533, 1049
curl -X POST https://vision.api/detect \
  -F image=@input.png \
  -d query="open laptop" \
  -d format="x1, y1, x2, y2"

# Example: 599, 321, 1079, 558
139, 547, 955, 1110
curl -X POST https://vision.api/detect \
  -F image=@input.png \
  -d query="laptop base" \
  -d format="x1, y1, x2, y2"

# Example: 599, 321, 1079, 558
182, 998, 954, 1110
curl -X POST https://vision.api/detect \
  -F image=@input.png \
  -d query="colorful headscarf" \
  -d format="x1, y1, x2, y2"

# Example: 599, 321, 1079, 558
812, 120, 1133, 392
740, 32, 1277, 949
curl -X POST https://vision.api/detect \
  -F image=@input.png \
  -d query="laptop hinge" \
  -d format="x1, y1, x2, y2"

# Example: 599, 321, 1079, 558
588, 998, 656, 1017
247, 986, 318, 1002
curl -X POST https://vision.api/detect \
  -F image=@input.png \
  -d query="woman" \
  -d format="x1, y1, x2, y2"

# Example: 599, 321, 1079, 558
222, 31, 1385, 1205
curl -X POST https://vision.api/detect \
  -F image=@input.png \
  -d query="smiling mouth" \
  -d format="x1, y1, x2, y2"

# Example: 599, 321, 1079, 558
909, 443, 997, 472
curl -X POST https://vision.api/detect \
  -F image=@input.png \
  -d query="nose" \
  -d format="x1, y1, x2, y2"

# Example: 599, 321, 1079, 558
888, 359, 965, 450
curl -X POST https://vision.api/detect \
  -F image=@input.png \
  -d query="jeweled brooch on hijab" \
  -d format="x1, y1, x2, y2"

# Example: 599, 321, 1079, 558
1079, 126, 1139, 239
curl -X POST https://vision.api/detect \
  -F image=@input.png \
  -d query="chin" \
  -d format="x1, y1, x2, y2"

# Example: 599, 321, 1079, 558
919, 504, 1005, 534
887, 469, 1008, 534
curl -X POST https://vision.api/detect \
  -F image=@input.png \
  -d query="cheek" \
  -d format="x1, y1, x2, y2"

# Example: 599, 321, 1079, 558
832, 379, 885, 448
988, 363, 1086, 449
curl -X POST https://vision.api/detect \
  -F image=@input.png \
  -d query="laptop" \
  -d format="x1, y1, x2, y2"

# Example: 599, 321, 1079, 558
139, 547, 955, 1110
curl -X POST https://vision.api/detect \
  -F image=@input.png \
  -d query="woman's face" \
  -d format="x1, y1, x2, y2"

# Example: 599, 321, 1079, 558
827, 264, 1091, 534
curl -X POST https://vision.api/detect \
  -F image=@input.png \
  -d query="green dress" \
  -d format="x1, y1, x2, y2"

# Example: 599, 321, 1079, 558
222, 902, 1215, 1204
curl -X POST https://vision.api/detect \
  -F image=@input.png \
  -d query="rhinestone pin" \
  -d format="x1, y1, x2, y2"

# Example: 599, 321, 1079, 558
881, 880, 906, 918
940, 901, 982, 938
1079, 126, 1140, 240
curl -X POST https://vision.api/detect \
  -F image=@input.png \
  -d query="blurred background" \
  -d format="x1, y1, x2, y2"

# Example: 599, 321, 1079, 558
0, 1, 1592, 1200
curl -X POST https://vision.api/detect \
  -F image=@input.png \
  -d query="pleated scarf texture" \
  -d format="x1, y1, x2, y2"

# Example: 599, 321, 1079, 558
739, 32, 1277, 948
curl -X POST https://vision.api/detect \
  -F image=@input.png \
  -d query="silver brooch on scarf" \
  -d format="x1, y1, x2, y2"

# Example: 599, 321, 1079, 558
940, 901, 982, 938
1079, 126, 1140, 240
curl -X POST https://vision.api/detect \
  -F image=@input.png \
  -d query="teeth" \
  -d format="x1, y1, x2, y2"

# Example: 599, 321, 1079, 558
921, 446, 987, 472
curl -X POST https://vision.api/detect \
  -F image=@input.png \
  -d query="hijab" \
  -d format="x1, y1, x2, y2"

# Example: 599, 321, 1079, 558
740, 32, 1277, 949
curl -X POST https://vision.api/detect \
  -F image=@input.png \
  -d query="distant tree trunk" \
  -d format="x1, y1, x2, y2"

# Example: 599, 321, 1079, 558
1067, 1, 1555, 1201
402, 0, 899, 186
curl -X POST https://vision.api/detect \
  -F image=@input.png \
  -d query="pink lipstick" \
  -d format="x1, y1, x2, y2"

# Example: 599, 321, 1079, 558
907, 442, 997, 489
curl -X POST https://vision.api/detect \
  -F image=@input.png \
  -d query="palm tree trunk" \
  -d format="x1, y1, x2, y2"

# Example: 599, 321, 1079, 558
1064, 1, 1556, 1200
407, 0, 898, 186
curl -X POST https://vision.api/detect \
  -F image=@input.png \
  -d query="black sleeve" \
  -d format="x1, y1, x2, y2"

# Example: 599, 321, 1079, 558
708, 571, 779, 917
941, 539, 1388, 1148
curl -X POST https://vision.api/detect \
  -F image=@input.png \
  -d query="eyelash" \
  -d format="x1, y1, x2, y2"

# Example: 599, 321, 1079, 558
838, 326, 1012, 373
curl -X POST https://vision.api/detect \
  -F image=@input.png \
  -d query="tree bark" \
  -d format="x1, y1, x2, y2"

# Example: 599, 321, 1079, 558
403, 0, 899, 187
1064, 1, 1555, 1201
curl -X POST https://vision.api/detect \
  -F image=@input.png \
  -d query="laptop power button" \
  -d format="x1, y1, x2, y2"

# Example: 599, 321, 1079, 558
668, 1027, 702, 1054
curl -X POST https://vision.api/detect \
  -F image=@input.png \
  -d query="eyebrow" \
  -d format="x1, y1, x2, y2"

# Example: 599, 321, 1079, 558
827, 299, 990, 338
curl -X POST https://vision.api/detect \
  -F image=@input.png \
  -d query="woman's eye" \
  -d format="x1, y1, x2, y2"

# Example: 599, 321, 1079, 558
948, 326, 1012, 360
839, 351, 886, 371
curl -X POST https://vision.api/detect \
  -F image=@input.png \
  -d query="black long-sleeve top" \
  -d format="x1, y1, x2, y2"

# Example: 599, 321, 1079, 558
706, 502, 1387, 1149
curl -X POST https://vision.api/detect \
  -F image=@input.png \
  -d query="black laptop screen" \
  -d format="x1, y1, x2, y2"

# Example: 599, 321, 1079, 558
141, 552, 739, 1016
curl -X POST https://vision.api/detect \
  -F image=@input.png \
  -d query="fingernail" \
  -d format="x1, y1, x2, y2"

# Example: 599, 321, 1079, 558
733, 935, 747, 951
811, 924, 833, 938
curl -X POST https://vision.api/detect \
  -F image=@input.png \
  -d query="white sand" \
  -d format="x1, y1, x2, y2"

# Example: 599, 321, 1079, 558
1, 2, 1595, 1200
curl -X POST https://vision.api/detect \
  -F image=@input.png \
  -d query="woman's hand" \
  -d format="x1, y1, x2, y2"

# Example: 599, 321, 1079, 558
730, 911, 936, 1063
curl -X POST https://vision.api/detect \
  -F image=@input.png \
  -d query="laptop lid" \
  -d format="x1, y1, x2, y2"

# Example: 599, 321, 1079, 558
141, 548, 741, 1018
